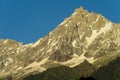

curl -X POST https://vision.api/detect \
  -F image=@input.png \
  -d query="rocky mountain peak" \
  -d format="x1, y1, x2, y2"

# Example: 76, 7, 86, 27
73, 7, 88, 16
0, 7, 120, 80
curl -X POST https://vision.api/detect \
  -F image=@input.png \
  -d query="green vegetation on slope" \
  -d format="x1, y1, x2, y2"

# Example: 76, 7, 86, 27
23, 60, 95, 80
91, 57, 120, 80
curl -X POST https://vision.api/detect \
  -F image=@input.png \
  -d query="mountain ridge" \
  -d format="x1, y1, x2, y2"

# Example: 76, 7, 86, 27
0, 7, 120, 80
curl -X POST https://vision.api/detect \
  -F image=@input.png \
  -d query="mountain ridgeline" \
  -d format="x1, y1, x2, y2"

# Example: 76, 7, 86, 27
0, 7, 120, 80
23, 57, 120, 80
23, 60, 95, 80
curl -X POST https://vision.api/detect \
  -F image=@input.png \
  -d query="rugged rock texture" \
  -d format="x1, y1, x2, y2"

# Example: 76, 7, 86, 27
0, 7, 120, 80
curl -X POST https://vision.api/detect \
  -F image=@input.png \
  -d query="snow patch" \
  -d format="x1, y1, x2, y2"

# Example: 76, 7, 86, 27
1, 50, 5, 53
24, 62, 40, 69
60, 52, 96, 67
64, 24, 69, 26
93, 15, 100, 24
61, 53, 86, 67
3, 40, 9, 44
72, 54, 79, 58
24, 57, 49, 69
9, 48, 13, 51
86, 30, 98, 47
86, 57, 95, 63
72, 40, 77, 47
85, 13, 92, 17
32, 39, 41, 47
47, 48, 53, 53
72, 11, 78, 16
86, 22, 112, 47
7, 58, 13, 62
16, 66, 23, 70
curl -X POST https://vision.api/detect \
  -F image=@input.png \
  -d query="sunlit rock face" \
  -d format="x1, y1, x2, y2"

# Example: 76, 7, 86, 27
0, 7, 120, 80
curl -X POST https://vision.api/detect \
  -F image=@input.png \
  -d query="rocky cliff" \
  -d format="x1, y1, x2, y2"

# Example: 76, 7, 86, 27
0, 7, 120, 80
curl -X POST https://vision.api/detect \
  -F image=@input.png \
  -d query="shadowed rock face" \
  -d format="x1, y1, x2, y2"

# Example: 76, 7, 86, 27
0, 7, 120, 80
23, 60, 95, 80
89, 57, 120, 80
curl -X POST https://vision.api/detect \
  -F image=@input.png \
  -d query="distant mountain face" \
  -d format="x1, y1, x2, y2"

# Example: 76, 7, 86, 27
0, 7, 120, 80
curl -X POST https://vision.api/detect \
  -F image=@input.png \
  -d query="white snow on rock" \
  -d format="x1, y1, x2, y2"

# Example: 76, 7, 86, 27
86, 22, 112, 47
72, 11, 78, 16
72, 40, 77, 47
3, 39, 9, 44
24, 57, 49, 69
31, 39, 42, 47
58, 18, 69, 26
16, 66, 23, 70
61, 54, 85, 68
93, 15, 100, 24
85, 13, 92, 17
60, 52, 96, 68
64, 24, 69, 26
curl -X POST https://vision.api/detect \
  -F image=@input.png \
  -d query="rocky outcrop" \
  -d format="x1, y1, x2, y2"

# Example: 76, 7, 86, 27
0, 7, 120, 80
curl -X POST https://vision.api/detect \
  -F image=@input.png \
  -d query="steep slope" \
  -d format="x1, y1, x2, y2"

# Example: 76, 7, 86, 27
91, 57, 120, 80
0, 7, 120, 80
23, 60, 95, 80
26, 57, 120, 80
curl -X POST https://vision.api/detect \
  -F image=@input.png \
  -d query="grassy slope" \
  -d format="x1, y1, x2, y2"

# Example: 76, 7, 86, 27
23, 60, 95, 80
92, 57, 120, 80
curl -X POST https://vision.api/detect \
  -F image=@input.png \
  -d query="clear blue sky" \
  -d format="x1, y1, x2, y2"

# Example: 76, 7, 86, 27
0, 0, 120, 44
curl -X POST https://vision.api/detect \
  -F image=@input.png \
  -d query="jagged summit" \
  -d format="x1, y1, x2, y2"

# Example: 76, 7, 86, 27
58, 7, 109, 33
73, 7, 88, 16
0, 7, 120, 80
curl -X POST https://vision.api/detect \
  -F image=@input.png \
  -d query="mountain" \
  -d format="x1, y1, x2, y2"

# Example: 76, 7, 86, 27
22, 57, 120, 80
91, 57, 120, 80
23, 60, 95, 80
0, 7, 120, 80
